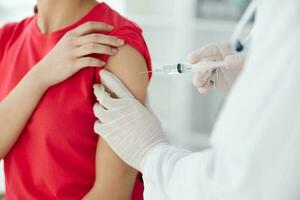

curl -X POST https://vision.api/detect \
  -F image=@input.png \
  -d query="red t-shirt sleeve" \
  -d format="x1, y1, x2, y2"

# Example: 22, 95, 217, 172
0, 23, 17, 62
95, 24, 152, 82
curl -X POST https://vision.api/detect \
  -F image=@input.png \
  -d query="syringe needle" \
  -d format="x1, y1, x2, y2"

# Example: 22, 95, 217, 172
140, 68, 165, 74
139, 71, 152, 74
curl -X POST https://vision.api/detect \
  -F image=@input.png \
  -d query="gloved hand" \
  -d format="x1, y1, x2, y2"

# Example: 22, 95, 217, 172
93, 70, 168, 171
187, 42, 246, 93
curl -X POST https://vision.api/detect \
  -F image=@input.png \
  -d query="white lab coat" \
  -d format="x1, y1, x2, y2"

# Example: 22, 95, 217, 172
143, 0, 300, 199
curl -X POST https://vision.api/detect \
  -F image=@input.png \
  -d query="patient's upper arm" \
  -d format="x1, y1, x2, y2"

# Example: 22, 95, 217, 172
105, 44, 149, 103
93, 44, 149, 198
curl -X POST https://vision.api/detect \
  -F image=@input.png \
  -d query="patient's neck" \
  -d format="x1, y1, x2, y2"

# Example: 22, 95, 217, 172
37, 0, 98, 34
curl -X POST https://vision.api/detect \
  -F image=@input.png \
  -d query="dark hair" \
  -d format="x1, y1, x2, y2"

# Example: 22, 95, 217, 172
34, 5, 38, 14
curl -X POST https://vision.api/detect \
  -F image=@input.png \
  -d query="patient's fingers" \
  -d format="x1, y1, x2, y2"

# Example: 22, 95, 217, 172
71, 22, 113, 37
75, 34, 125, 47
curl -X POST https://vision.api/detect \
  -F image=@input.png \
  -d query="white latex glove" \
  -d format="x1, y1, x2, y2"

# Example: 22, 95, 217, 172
93, 70, 168, 171
187, 42, 246, 93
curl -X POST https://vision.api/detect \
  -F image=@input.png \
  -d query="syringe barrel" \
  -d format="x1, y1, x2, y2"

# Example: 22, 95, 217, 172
156, 62, 223, 75
162, 63, 193, 74
161, 64, 182, 74
191, 61, 225, 72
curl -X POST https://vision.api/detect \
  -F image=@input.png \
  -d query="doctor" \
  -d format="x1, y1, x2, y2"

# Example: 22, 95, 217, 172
93, 0, 300, 199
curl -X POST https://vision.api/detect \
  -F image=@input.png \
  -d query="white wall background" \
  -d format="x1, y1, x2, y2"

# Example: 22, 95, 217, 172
0, 0, 247, 194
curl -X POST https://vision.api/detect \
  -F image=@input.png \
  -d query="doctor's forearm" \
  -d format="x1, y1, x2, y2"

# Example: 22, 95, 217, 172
0, 67, 48, 159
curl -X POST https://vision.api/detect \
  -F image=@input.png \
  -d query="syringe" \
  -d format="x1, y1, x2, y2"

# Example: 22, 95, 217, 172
142, 61, 225, 75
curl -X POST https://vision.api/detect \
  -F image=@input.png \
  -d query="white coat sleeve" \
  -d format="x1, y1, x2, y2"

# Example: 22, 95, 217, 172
143, 0, 300, 199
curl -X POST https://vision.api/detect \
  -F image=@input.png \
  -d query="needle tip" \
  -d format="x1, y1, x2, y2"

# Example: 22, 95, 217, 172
139, 71, 152, 74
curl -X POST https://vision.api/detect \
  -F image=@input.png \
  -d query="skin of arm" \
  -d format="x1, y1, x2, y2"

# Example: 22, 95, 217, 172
0, 70, 48, 159
83, 44, 149, 200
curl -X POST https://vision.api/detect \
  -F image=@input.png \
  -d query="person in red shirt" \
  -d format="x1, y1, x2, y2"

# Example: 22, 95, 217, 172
0, 0, 151, 199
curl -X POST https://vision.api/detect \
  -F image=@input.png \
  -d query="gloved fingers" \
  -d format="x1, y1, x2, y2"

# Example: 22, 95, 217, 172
93, 103, 109, 123
94, 114, 131, 137
196, 69, 216, 93
188, 41, 240, 65
94, 120, 117, 137
197, 84, 211, 94
93, 84, 120, 109
187, 44, 221, 64
187, 48, 204, 64
94, 120, 110, 137
216, 41, 236, 56
215, 66, 241, 91
224, 52, 246, 69
100, 69, 134, 99
193, 70, 212, 89
93, 84, 110, 101
93, 102, 133, 123
211, 68, 223, 90
194, 81, 211, 94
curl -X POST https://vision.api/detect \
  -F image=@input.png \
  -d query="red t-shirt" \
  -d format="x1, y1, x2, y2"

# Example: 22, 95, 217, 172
0, 3, 151, 200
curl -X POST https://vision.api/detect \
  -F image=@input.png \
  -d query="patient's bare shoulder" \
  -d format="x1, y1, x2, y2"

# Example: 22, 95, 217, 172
105, 44, 149, 102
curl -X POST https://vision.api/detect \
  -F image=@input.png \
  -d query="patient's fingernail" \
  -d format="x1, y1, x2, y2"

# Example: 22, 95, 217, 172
116, 39, 125, 45
111, 48, 118, 54
107, 25, 114, 30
